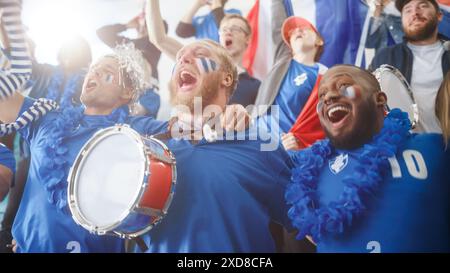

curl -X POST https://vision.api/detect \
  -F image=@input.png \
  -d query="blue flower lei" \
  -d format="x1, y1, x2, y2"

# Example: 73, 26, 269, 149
285, 109, 411, 242
46, 68, 84, 108
40, 104, 129, 213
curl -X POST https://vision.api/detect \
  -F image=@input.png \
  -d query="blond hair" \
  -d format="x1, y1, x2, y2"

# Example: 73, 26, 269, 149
197, 39, 238, 98
436, 71, 450, 149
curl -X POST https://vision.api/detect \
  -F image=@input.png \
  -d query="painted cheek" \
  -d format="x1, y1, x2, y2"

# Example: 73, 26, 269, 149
316, 100, 324, 114
105, 74, 114, 84
195, 57, 219, 74
171, 64, 177, 77
340, 86, 361, 100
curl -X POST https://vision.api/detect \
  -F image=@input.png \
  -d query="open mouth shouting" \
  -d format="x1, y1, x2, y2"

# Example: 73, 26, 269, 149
224, 37, 233, 49
85, 78, 98, 92
178, 70, 198, 92
326, 103, 352, 128
294, 33, 304, 40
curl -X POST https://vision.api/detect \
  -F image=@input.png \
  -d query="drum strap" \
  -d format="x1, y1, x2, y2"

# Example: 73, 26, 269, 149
151, 117, 181, 140
152, 116, 220, 143
133, 236, 149, 253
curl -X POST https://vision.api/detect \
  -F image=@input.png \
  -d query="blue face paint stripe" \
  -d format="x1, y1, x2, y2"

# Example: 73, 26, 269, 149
105, 74, 114, 84
210, 59, 216, 71
200, 58, 209, 73
316, 100, 323, 113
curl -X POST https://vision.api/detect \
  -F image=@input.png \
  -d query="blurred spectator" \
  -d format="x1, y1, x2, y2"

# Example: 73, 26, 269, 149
370, 0, 450, 133
175, 0, 241, 42
97, 9, 168, 89
146, 0, 260, 107
253, 0, 327, 151
436, 70, 450, 147
366, 0, 404, 53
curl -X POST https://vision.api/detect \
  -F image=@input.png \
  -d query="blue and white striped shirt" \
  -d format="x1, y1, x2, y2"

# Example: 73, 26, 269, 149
0, 0, 31, 100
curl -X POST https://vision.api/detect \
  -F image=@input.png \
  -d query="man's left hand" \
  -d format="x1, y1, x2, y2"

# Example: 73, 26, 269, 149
221, 104, 252, 132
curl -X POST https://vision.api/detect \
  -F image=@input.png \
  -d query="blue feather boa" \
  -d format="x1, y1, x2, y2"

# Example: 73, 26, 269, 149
285, 109, 411, 242
46, 69, 84, 108
40, 104, 129, 213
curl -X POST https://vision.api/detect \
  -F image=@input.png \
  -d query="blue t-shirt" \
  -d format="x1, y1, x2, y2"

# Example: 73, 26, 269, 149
193, 8, 241, 41
137, 129, 294, 253
228, 72, 261, 107
273, 60, 319, 133
13, 97, 167, 253
313, 134, 450, 253
0, 143, 15, 174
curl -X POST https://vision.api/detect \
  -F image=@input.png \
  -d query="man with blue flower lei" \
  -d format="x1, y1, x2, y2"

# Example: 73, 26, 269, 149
0, 15, 281, 251
0, 39, 171, 252
286, 64, 449, 253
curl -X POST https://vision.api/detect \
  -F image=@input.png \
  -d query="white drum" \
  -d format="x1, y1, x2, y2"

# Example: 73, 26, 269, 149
373, 64, 418, 128
68, 125, 176, 239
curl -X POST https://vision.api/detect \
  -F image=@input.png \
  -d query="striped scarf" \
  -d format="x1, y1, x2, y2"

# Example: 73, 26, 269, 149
0, 0, 31, 100
0, 98, 59, 136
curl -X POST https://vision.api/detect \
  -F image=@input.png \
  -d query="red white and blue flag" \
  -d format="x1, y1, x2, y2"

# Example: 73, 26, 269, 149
243, 0, 370, 80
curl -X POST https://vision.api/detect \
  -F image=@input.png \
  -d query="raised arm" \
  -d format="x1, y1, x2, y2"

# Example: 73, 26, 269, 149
272, 0, 291, 62
96, 23, 130, 48
366, 0, 392, 49
175, 0, 208, 38
0, 0, 30, 123
146, 0, 183, 61
210, 0, 226, 28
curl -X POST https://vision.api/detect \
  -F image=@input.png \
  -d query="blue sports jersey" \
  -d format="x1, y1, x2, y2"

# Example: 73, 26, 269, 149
193, 8, 241, 41
139, 87, 161, 119
273, 60, 319, 133
137, 129, 294, 253
13, 97, 167, 253
0, 143, 15, 174
314, 133, 450, 253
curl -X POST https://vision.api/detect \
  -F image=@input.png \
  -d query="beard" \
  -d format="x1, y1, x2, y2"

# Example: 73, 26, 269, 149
404, 15, 438, 42
169, 74, 221, 112
324, 99, 379, 150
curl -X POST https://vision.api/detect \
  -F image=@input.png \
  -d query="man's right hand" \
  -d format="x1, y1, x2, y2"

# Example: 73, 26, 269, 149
0, 228, 13, 253
10, 238, 16, 253
373, 0, 392, 16
126, 16, 140, 30
281, 132, 301, 151
196, 0, 210, 8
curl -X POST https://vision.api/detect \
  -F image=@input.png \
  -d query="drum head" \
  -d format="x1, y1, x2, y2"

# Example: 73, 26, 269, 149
373, 65, 418, 127
71, 128, 146, 230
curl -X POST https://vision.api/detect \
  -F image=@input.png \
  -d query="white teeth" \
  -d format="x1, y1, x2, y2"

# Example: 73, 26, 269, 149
327, 105, 350, 117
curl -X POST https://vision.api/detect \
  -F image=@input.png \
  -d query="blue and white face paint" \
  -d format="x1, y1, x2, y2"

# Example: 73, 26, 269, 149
195, 57, 219, 74
105, 73, 115, 84
316, 85, 361, 113
340, 86, 359, 99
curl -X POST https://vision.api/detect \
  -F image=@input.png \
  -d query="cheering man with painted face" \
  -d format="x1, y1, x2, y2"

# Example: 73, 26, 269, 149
133, 39, 294, 253
286, 65, 450, 252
